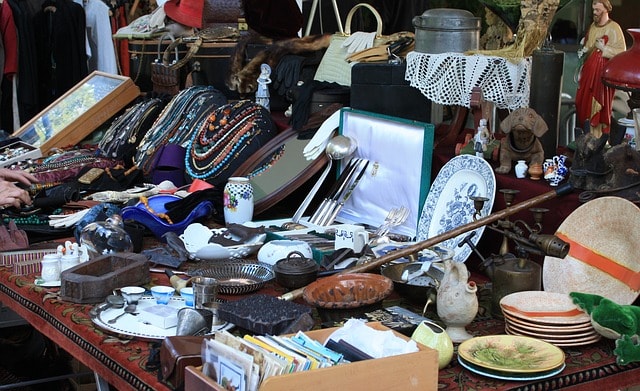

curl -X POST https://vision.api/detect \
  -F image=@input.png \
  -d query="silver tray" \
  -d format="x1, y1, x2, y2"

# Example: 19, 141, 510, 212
91, 296, 232, 340
189, 262, 274, 295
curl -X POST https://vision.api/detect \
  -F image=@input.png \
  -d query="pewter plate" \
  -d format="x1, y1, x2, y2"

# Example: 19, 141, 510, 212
189, 262, 275, 295
417, 155, 495, 262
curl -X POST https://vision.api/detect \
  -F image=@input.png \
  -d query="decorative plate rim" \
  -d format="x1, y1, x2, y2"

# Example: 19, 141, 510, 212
91, 296, 233, 340
92, 296, 185, 340
542, 196, 640, 305
457, 355, 566, 381
417, 155, 496, 262
458, 335, 565, 373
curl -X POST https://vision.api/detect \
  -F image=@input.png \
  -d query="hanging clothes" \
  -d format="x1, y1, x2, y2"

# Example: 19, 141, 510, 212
33, 0, 89, 109
4, 0, 40, 133
84, 0, 117, 73
1, 0, 19, 132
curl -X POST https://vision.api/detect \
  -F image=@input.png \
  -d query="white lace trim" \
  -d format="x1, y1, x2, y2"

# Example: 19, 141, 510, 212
405, 51, 532, 110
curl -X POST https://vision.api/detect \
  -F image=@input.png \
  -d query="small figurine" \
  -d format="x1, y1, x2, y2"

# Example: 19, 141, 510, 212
256, 63, 272, 111
474, 119, 491, 158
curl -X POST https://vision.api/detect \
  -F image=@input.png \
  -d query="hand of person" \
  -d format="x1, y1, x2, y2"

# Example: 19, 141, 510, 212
595, 38, 606, 51
0, 168, 38, 187
0, 180, 32, 209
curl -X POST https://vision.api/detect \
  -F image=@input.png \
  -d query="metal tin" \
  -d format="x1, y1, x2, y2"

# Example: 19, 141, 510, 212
413, 8, 480, 54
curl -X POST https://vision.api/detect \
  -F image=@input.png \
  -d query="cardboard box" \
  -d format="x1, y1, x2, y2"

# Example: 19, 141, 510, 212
139, 305, 179, 329
184, 322, 439, 390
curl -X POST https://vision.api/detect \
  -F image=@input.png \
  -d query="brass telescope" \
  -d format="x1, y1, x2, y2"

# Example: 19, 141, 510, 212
280, 183, 573, 301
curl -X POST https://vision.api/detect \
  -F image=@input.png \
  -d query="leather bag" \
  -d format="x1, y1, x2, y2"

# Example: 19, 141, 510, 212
160, 336, 206, 389
314, 2, 387, 87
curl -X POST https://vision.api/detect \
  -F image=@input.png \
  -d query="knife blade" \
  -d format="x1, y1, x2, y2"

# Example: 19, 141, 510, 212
322, 159, 370, 226
309, 158, 361, 225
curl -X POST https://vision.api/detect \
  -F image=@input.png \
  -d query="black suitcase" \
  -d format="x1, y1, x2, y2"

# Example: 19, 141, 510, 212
350, 62, 431, 123
128, 38, 239, 98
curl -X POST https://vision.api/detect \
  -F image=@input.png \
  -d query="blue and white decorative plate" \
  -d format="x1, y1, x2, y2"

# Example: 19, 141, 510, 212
417, 155, 496, 262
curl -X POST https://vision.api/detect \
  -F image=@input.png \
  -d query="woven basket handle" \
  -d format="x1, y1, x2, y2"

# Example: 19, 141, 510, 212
156, 33, 177, 63
162, 36, 203, 70
344, 3, 383, 38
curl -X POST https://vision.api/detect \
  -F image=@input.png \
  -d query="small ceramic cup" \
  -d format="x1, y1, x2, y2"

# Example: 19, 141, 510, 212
40, 254, 61, 282
60, 254, 80, 273
180, 287, 194, 307
121, 286, 145, 305
150, 285, 175, 305
334, 224, 370, 253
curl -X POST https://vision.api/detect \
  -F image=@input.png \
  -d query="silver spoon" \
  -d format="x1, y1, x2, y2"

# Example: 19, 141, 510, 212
290, 135, 357, 224
107, 304, 137, 324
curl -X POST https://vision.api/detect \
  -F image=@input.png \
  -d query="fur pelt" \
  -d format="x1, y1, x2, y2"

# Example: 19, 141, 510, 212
227, 33, 331, 95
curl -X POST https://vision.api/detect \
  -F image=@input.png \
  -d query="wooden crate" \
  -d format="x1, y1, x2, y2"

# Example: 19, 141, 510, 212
185, 322, 439, 391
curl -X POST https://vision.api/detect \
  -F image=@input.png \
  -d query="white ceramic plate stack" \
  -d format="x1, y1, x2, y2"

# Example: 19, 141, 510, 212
499, 291, 601, 347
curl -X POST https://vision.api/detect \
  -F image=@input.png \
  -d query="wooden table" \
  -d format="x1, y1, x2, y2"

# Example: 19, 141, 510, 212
0, 268, 171, 391
1, 265, 640, 391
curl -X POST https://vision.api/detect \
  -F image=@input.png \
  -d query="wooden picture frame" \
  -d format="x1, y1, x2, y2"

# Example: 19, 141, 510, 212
12, 71, 140, 154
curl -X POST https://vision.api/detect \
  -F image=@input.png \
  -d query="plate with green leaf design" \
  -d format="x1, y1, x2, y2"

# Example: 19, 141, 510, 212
458, 335, 565, 373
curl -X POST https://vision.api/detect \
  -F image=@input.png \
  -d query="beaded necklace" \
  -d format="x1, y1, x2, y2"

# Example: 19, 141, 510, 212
139, 196, 174, 224
135, 87, 227, 174
186, 100, 270, 180
248, 145, 286, 179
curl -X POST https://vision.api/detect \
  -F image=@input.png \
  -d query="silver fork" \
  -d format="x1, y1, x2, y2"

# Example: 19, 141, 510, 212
377, 206, 410, 237
374, 207, 402, 236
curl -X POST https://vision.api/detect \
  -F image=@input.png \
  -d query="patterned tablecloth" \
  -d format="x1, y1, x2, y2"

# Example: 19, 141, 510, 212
1, 266, 639, 391
405, 51, 531, 110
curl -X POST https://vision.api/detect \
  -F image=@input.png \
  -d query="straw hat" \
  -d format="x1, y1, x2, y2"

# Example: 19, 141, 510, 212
543, 196, 640, 305
164, 0, 204, 29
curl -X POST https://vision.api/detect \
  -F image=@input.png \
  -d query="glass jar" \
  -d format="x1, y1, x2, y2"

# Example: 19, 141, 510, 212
79, 214, 134, 259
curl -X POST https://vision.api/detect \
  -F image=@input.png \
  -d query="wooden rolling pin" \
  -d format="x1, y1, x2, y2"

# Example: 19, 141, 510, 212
280, 183, 573, 301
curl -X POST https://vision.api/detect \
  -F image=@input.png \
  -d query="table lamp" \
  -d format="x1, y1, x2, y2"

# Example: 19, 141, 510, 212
602, 28, 640, 118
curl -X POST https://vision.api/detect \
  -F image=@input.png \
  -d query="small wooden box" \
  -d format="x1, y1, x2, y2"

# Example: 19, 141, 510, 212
59, 253, 150, 304
184, 322, 439, 391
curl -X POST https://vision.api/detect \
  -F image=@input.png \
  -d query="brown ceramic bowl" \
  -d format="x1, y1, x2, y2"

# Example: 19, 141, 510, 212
302, 273, 394, 309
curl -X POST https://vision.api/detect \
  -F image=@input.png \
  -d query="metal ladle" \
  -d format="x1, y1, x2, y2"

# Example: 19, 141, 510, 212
290, 135, 357, 224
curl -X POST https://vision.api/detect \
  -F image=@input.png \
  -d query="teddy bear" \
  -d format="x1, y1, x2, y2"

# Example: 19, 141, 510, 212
570, 292, 640, 366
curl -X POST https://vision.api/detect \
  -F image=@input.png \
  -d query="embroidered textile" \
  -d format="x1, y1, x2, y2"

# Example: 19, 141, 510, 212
405, 51, 531, 110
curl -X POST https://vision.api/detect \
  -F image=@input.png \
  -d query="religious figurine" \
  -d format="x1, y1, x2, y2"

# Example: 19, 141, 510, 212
256, 63, 272, 111
575, 0, 626, 138
474, 119, 491, 158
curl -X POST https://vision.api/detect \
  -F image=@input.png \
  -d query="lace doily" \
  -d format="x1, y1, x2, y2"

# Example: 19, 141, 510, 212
405, 51, 531, 110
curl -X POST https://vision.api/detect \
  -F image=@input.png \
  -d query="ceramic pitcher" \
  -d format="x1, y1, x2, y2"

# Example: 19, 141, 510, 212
436, 259, 478, 343
411, 320, 454, 369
